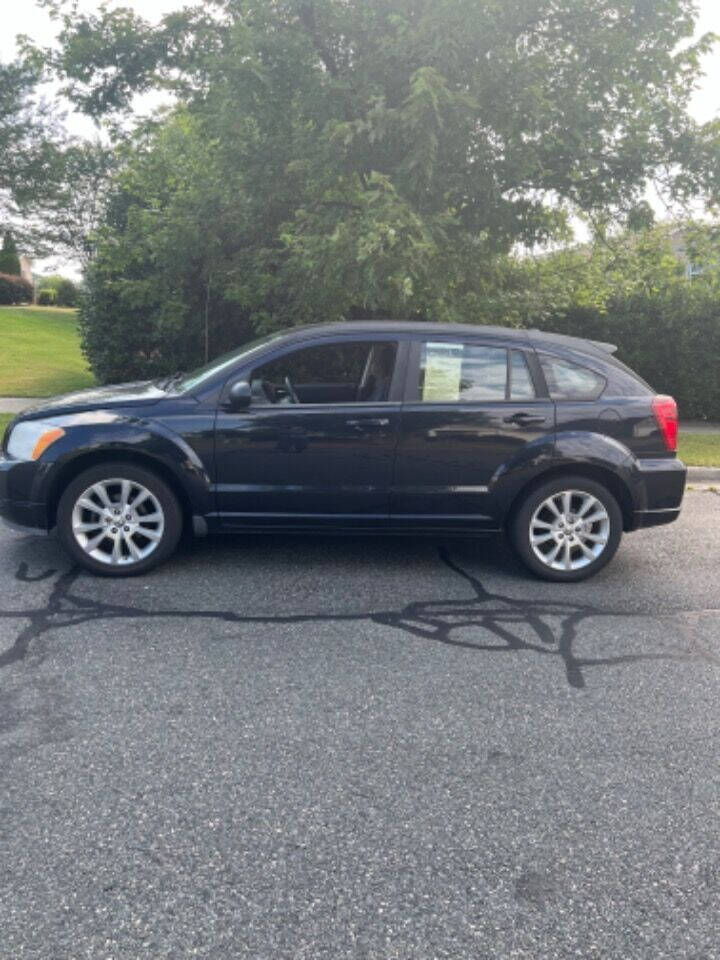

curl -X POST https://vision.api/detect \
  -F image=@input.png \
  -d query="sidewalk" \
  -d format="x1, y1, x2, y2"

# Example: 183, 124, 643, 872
681, 420, 720, 434
0, 397, 39, 413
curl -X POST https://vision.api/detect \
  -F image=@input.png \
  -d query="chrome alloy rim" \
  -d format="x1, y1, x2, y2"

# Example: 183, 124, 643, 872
71, 478, 165, 566
529, 489, 610, 572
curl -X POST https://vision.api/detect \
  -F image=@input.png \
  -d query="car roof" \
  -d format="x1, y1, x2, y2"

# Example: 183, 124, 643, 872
282, 320, 531, 341
280, 320, 618, 359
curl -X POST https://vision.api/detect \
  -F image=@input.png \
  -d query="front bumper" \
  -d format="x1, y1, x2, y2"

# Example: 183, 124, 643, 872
629, 457, 687, 531
0, 454, 49, 533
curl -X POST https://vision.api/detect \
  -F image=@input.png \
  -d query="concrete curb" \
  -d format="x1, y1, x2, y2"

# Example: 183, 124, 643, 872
687, 467, 720, 484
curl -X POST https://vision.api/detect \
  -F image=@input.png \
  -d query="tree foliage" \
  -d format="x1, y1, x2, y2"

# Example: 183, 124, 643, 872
79, 112, 254, 382
0, 273, 33, 305
0, 230, 21, 275
36, 273, 79, 306
505, 223, 720, 419
0, 50, 115, 261
36, 0, 719, 380
0, 57, 65, 248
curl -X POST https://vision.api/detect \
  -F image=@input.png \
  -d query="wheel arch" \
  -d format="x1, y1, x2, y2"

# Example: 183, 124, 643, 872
48, 449, 194, 531
504, 463, 634, 533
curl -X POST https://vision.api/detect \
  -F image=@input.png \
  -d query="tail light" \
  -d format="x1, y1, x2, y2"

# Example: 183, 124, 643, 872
652, 395, 678, 452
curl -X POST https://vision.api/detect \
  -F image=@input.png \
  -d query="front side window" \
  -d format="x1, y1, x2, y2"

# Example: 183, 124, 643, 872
539, 354, 606, 401
419, 342, 508, 402
251, 340, 397, 404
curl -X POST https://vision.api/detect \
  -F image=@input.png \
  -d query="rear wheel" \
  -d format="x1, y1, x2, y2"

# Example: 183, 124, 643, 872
511, 476, 622, 582
57, 462, 182, 576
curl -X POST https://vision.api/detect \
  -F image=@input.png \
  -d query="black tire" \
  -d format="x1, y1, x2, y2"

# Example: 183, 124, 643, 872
511, 475, 623, 582
57, 462, 183, 576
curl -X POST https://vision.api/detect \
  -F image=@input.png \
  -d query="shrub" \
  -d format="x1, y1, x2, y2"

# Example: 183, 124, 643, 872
0, 273, 33, 305
37, 288, 57, 306
517, 225, 720, 420
55, 277, 79, 307
527, 288, 720, 420
36, 274, 79, 308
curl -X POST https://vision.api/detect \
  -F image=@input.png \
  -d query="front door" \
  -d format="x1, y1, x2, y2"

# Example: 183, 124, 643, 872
391, 338, 555, 530
214, 337, 403, 529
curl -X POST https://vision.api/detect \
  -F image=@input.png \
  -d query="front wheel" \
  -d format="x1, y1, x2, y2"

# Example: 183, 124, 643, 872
57, 462, 183, 576
511, 477, 623, 582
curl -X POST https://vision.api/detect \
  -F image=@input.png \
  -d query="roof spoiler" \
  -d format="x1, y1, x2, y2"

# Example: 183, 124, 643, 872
528, 329, 618, 355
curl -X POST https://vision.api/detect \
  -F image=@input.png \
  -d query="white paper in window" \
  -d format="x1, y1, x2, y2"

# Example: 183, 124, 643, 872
422, 342, 464, 401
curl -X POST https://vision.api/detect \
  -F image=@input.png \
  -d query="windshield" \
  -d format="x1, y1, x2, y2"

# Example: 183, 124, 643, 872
175, 332, 286, 393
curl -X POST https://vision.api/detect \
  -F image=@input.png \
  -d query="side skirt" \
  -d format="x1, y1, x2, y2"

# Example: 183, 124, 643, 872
204, 513, 502, 537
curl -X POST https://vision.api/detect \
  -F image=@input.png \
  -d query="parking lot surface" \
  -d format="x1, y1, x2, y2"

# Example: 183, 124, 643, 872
1, 490, 720, 959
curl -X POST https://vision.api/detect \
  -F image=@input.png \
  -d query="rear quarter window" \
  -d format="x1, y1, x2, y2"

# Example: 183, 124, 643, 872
539, 354, 606, 401
603, 365, 654, 397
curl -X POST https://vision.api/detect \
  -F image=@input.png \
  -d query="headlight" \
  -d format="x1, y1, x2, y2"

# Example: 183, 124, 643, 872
7, 420, 66, 461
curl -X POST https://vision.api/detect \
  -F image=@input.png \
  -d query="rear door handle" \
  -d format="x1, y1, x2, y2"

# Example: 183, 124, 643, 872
504, 412, 547, 426
346, 417, 390, 428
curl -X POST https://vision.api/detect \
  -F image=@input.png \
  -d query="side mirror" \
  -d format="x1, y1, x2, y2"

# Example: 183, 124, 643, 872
226, 379, 252, 410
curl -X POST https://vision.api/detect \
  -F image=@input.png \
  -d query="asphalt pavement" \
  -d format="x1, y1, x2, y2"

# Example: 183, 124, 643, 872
1, 491, 720, 959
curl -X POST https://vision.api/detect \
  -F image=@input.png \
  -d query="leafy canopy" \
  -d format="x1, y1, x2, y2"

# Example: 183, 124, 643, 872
36, 0, 720, 376
0, 52, 115, 259
0, 230, 21, 275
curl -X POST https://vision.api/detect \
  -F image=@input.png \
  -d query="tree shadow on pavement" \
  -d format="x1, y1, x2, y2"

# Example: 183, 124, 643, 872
0, 536, 717, 690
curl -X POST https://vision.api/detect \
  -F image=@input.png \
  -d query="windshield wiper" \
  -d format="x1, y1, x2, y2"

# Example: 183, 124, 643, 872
158, 371, 185, 391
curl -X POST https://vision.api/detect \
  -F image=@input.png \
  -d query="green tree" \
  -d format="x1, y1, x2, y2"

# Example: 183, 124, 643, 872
0, 53, 113, 260
41, 0, 719, 378
0, 57, 64, 246
0, 230, 21, 275
80, 112, 253, 382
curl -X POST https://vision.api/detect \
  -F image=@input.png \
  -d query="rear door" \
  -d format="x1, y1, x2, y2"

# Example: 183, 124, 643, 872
391, 337, 555, 530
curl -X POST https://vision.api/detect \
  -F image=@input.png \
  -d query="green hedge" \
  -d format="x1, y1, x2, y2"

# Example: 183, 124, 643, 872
0, 273, 33, 305
535, 287, 720, 420
36, 275, 79, 307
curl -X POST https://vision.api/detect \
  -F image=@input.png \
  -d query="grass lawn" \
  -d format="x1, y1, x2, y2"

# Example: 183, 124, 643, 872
0, 305, 94, 397
678, 434, 720, 468
0, 412, 12, 437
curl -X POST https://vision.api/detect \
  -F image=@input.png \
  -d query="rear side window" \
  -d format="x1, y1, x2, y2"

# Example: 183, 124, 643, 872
419, 342, 507, 402
539, 354, 606, 401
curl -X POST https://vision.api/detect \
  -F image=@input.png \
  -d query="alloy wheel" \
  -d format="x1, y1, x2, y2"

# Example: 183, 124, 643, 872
529, 489, 610, 572
71, 477, 165, 566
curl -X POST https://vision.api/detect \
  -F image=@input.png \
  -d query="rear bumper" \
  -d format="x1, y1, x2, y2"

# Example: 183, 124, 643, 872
632, 506, 682, 529
628, 457, 687, 531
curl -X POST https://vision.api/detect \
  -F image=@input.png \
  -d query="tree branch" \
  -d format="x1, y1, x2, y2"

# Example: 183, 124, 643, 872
298, 2, 339, 78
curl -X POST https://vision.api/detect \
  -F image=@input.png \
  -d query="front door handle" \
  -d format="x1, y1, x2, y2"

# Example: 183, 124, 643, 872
504, 412, 547, 426
346, 417, 390, 429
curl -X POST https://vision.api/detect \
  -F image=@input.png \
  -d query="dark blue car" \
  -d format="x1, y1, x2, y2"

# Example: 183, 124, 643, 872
0, 322, 685, 581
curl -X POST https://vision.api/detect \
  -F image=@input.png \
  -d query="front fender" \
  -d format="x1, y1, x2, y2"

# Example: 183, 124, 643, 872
31, 411, 214, 519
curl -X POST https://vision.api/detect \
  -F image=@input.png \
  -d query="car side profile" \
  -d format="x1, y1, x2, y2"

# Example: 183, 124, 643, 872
0, 321, 685, 581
